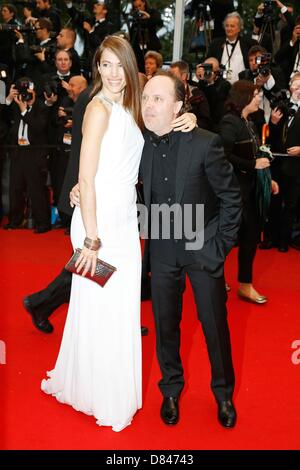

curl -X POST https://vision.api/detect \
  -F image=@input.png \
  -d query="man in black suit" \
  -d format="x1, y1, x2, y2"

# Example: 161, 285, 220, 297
275, 18, 300, 86
207, 11, 257, 84
269, 72, 300, 251
140, 72, 242, 428
4, 78, 51, 232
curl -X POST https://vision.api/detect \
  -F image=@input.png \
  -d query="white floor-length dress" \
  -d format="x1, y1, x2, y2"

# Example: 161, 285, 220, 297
41, 94, 144, 432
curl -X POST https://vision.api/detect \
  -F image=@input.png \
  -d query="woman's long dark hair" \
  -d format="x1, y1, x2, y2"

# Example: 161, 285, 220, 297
225, 80, 260, 116
90, 35, 143, 129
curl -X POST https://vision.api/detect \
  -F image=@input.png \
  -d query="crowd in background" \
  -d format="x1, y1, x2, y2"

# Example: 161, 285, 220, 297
0, 0, 300, 259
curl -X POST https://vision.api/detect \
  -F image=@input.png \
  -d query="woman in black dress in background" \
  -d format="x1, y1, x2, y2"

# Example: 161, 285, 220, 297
220, 80, 279, 304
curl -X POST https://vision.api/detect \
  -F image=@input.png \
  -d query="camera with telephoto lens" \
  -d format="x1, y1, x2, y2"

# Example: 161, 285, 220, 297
29, 43, 56, 60
269, 89, 296, 118
0, 23, 35, 32
131, 9, 144, 21
59, 106, 73, 125
14, 78, 34, 102
198, 63, 213, 80
44, 75, 62, 98
255, 53, 272, 77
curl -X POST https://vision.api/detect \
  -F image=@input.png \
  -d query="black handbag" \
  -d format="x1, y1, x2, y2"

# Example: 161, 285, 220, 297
65, 249, 116, 287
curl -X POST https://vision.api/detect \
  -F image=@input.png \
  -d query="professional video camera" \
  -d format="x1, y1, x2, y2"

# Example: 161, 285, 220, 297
269, 89, 296, 117
256, 53, 272, 77
44, 75, 63, 98
262, 0, 275, 21
0, 23, 35, 32
185, 0, 212, 20
15, 78, 34, 102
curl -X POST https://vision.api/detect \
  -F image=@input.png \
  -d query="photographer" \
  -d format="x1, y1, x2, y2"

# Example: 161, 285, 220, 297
239, 45, 286, 122
129, 0, 163, 72
268, 72, 300, 251
65, 0, 114, 70
275, 16, 300, 85
15, 17, 56, 94
4, 78, 51, 232
51, 75, 87, 228
195, 57, 231, 131
170, 60, 211, 130
0, 3, 19, 77
36, 0, 61, 35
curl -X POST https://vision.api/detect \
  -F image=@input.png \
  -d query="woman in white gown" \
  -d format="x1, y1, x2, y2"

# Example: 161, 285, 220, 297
41, 36, 144, 432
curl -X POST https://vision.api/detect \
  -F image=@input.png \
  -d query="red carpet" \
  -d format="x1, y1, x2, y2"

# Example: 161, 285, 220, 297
1, 227, 300, 450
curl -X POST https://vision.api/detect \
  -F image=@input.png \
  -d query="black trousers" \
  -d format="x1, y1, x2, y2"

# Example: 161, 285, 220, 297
9, 147, 50, 227
28, 268, 72, 317
28, 264, 152, 318
238, 196, 260, 283
150, 257, 235, 403
280, 174, 300, 243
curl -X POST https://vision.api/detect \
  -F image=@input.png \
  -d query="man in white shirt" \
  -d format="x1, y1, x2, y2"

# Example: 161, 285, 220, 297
207, 12, 257, 85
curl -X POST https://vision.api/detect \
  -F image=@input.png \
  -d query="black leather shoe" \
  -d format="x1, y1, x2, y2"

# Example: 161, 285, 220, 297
278, 242, 289, 253
160, 397, 179, 425
141, 325, 148, 336
34, 225, 51, 234
217, 400, 237, 428
3, 221, 26, 230
23, 297, 54, 333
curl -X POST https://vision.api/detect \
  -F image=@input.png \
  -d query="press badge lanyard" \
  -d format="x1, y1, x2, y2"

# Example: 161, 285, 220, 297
18, 108, 31, 146
225, 38, 238, 73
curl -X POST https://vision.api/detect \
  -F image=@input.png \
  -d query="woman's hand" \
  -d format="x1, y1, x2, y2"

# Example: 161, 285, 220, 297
287, 146, 300, 157
270, 107, 283, 125
271, 180, 279, 194
75, 246, 98, 277
255, 157, 270, 169
172, 113, 197, 132
70, 183, 80, 208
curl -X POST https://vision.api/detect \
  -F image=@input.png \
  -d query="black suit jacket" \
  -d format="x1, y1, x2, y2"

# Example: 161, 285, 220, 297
7, 100, 50, 147
58, 86, 92, 216
139, 128, 242, 277
275, 40, 299, 87
269, 108, 300, 178
207, 35, 258, 68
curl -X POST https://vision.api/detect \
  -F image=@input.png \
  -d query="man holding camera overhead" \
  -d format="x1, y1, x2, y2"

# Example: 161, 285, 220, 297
239, 45, 286, 123
195, 57, 231, 132
4, 78, 51, 232
15, 17, 56, 95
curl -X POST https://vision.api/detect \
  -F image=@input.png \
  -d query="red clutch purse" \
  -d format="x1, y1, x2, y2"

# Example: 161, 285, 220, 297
65, 249, 116, 287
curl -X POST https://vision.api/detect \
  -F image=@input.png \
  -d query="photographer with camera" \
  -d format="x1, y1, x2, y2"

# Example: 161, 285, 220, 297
170, 60, 211, 130
207, 12, 257, 85
239, 45, 286, 122
129, 0, 163, 72
35, 0, 61, 35
15, 17, 56, 94
64, 0, 114, 71
3, 77, 51, 232
0, 3, 19, 77
267, 72, 300, 251
51, 75, 88, 229
195, 57, 231, 132
275, 16, 300, 86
